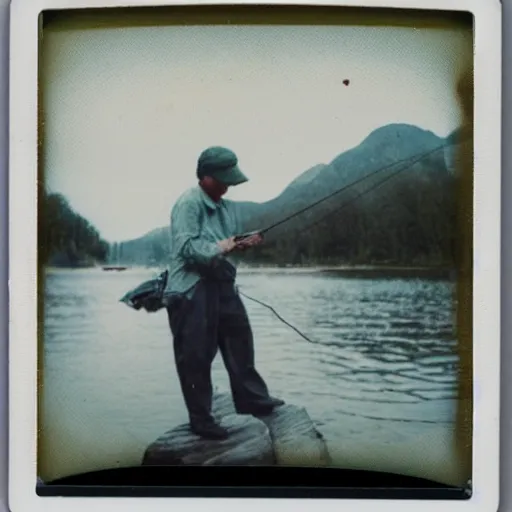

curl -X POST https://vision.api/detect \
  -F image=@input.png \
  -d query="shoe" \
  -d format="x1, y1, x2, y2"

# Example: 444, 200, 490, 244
190, 421, 229, 440
265, 397, 285, 407
238, 397, 285, 416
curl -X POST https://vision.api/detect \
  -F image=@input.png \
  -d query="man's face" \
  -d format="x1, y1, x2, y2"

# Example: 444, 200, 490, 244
213, 178, 229, 197
201, 176, 229, 199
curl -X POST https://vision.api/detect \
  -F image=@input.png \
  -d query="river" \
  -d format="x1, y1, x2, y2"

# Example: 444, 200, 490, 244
39, 266, 466, 486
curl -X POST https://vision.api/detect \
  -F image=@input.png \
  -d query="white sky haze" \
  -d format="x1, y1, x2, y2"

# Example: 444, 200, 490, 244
42, 16, 472, 242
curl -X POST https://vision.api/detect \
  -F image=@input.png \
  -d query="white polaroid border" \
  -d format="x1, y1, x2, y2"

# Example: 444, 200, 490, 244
8, 0, 501, 511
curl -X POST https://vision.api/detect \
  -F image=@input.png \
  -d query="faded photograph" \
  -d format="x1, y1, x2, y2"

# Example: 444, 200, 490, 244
37, 7, 473, 491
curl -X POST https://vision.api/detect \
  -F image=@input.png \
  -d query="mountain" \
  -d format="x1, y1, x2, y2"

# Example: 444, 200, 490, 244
240, 123, 448, 237
112, 123, 464, 268
109, 226, 169, 267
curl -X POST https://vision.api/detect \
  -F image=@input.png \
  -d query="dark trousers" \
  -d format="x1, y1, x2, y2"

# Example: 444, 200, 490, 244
166, 279, 272, 427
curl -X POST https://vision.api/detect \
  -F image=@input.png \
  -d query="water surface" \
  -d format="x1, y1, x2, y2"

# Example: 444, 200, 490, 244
40, 267, 464, 485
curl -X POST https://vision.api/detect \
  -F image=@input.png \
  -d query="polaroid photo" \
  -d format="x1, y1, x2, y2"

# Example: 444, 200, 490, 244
8, 0, 501, 510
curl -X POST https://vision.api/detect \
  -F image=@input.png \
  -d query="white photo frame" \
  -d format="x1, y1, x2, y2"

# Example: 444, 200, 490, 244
8, 0, 501, 511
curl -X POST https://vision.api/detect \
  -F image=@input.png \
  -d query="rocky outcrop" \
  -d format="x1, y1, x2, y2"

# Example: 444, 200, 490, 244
142, 393, 330, 467
142, 413, 274, 466
213, 393, 331, 467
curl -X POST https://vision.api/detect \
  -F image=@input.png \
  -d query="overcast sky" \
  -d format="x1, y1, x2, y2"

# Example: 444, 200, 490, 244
42, 20, 471, 242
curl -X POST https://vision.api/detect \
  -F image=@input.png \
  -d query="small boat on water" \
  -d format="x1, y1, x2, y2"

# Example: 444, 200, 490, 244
102, 266, 128, 272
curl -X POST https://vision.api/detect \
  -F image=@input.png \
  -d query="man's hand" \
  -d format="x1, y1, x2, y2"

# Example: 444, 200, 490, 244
217, 237, 237, 254
235, 233, 263, 251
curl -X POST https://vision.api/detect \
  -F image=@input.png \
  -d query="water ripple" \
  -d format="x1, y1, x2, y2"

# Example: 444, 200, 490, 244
41, 268, 461, 466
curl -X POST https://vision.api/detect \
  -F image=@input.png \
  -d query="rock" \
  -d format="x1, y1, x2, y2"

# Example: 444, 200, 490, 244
212, 393, 331, 467
212, 392, 238, 417
257, 404, 331, 467
142, 393, 330, 467
141, 413, 274, 466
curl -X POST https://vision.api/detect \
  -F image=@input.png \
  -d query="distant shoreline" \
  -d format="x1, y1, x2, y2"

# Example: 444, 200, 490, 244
237, 265, 455, 279
237, 263, 452, 271
44, 263, 455, 279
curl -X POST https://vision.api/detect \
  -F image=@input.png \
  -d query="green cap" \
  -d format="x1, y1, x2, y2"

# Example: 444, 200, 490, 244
197, 146, 249, 186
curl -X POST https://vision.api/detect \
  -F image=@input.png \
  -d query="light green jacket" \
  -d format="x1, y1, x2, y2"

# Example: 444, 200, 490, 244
164, 185, 244, 297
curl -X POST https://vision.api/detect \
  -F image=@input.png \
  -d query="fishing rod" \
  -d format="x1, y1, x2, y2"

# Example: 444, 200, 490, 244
234, 138, 467, 242
292, 142, 450, 238
232, 138, 464, 354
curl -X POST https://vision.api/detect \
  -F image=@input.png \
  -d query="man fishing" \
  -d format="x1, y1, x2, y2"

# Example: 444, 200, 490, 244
163, 146, 284, 440
121, 137, 459, 440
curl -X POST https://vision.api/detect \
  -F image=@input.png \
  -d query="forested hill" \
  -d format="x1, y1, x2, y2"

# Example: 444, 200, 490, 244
113, 123, 466, 268
39, 189, 110, 268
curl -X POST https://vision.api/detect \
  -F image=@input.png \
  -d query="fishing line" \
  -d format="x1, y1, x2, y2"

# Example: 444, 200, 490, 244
236, 141, 458, 342
257, 138, 466, 238
239, 289, 456, 421
238, 289, 318, 345
236, 146, 450, 340
292, 148, 437, 237
238, 142, 457, 344
239, 289, 456, 384
237, 140, 462, 416
241, 285, 458, 382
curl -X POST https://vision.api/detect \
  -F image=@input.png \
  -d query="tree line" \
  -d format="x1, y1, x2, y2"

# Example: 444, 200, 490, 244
116, 162, 460, 270
238, 168, 458, 268
38, 188, 110, 267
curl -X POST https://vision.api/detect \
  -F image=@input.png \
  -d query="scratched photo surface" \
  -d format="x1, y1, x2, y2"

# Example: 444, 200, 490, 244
37, 7, 474, 488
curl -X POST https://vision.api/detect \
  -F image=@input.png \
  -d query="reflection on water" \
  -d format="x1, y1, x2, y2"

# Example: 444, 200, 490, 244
40, 267, 463, 484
